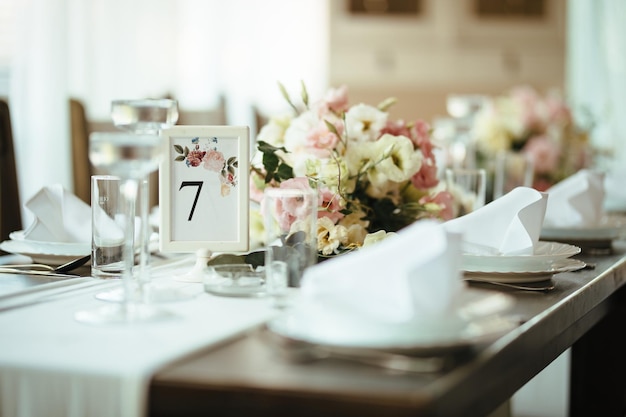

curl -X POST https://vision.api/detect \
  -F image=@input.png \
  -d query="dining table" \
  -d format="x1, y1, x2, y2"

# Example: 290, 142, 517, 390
1, 240, 625, 417
147, 243, 626, 417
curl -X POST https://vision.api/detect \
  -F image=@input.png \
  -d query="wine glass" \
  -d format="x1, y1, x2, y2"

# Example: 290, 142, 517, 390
75, 132, 173, 323
108, 99, 182, 302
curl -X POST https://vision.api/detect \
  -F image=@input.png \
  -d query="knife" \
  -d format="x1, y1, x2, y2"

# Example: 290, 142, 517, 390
0, 268, 81, 279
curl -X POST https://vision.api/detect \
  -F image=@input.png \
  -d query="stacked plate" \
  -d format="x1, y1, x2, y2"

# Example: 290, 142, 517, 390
462, 241, 585, 283
0, 231, 90, 266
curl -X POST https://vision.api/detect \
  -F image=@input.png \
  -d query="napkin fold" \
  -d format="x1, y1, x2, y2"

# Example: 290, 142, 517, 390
443, 187, 547, 256
23, 184, 92, 243
300, 220, 463, 325
543, 169, 605, 228
603, 167, 626, 212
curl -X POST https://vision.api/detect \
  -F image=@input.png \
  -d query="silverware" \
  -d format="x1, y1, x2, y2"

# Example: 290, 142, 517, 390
0, 268, 82, 279
0, 255, 91, 278
281, 343, 448, 373
463, 278, 555, 292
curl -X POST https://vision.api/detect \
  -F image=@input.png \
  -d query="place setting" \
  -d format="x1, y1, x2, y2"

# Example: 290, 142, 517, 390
264, 220, 519, 370
442, 186, 586, 290
0, 184, 92, 267
539, 169, 626, 254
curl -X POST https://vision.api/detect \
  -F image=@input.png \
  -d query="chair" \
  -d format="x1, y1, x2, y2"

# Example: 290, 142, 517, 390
177, 96, 227, 126
69, 98, 160, 209
0, 98, 22, 244
69, 98, 93, 204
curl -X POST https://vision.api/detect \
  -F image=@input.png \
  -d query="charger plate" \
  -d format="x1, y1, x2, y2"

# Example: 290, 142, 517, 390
1, 232, 90, 266
267, 289, 516, 357
541, 215, 626, 241
464, 258, 586, 283
462, 241, 580, 273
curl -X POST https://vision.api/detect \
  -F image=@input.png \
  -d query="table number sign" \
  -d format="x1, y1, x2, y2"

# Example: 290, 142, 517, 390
159, 126, 250, 260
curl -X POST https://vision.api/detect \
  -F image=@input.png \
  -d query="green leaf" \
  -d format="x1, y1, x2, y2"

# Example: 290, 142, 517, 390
227, 156, 237, 165
175, 155, 185, 161
324, 119, 340, 137
276, 163, 294, 180
263, 152, 279, 173
277, 81, 299, 115
228, 165, 235, 175
184, 146, 189, 157
377, 97, 397, 112
232, 161, 238, 168
244, 250, 266, 268
257, 140, 288, 154
300, 80, 309, 107
207, 254, 247, 266
174, 144, 184, 154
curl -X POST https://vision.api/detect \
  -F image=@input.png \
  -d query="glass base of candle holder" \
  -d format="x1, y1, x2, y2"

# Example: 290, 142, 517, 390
74, 303, 176, 325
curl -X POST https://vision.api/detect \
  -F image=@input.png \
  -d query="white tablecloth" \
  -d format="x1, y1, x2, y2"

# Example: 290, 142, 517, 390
0, 256, 279, 417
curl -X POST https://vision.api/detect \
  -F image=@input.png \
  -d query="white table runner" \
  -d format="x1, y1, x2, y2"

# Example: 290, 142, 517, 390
0, 257, 279, 417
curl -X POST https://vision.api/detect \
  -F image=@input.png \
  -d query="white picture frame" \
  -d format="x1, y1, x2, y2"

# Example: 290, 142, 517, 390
159, 126, 250, 253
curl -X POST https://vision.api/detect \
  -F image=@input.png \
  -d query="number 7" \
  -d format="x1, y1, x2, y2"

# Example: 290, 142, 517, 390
179, 181, 204, 221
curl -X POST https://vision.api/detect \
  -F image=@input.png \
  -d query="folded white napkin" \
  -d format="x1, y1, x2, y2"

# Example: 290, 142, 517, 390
23, 184, 92, 243
443, 187, 547, 256
298, 220, 463, 333
603, 167, 626, 212
544, 170, 605, 228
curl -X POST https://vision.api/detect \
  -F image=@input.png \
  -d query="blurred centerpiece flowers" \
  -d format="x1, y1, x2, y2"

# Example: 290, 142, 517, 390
250, 83, 454, 257
472, 85, 592, 191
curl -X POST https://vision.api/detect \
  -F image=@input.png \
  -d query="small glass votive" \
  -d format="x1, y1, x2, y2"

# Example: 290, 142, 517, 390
91, 175, 125, 279
263, 186, 318, 288
203, 264, 265, 297
446, 168, 487, 217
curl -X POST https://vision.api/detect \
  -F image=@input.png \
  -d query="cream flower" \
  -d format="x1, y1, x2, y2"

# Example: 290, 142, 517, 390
373, 134, 422, 183
362, 230, 397, 247
317, 216, 348, 255
284, 110, 318, 153
344, 103, 388, 142
257, 114, 292, 147
338, 212, 370, 246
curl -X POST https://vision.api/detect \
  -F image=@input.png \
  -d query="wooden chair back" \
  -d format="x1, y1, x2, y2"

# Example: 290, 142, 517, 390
0, 99, 22, 243
69, 98, 92, 204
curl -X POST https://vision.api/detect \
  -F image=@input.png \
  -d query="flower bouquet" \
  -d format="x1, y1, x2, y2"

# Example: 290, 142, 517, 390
250, 83, 453, 258
472, 85, 591, 191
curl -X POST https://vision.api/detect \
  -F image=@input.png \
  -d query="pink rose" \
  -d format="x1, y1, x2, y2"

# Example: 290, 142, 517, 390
381, 120, 411, 138
321, 85, 349, 114
522, 135, 560, 174
304, 124, 341, 157
410, 120, 434, 159
203, 149, 226, 172
268, 177, 318, 231
420, 191, 455, 221
411, 158, 439, 189
186, 150, 206, 167
318, 187, 345, 223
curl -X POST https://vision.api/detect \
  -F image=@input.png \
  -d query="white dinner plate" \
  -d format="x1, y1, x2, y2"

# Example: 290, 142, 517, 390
0, 231, 90, 266
462, 241, 580, 273
267, 289, 516, 356
541, 215, 626, 241
464, 258, 586, 283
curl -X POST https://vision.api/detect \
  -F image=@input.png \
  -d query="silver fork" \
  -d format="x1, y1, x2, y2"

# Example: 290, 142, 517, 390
463, 278, 555, 292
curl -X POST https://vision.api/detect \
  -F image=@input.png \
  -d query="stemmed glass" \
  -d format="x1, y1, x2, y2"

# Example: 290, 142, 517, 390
90, 99, 180, 304
108, 99, 179, 302
75, 131, 172, 323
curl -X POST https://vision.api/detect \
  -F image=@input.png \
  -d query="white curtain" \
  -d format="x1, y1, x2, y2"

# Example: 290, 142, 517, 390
9, 0, 329, 224
566, 0, 626, 168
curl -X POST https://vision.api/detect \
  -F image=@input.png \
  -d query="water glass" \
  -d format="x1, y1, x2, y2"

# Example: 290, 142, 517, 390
493, 151, 535, 199
91, 175, 124, 279
263, 187, 318, 288
445, 168, 486, 216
